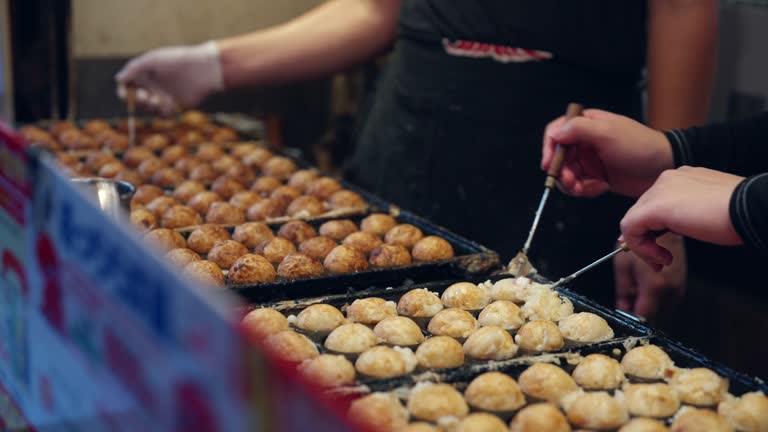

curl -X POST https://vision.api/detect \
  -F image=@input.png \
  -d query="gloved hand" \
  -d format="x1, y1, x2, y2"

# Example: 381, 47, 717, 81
115, 41, 224, 115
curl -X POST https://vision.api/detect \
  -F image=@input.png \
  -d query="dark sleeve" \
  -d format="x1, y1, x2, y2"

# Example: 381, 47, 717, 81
729, 174, 768, 254
663, 112, 768, 176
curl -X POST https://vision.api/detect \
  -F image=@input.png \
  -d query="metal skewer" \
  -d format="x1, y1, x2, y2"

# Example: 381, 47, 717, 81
512, 103, 584, 276
126, 86, 137, 147
550, 243, 630, 288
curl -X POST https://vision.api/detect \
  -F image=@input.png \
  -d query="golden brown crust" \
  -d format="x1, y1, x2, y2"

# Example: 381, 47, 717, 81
287, 169, 320, 192
173, 180, 206, 203
277, 253, 325, 279
407, 383, 469, 422
228, 254, 277, 284
411, 236, 455, 261
369, 244, 412, 268
385, 224, 424, 248
210, 176, 244, 199
298, 236, 338, 260
415, 336, 464, 369
145, 196, 180, 217
165, 248, 201, 267
319, 220, 359, 241
277, 221, 317, 244
151, 167, 184, 188
229, 191, 262, 210
205, 202, 246, 225
255, 237, 297, 264
323, 244, 369, 273
306, 177, 342, 200
342, 231, 383, 254
144, 228, 186, 251
208, 240, 249, 270
326, 189, 365, 209
232, 222, 274, 249
186, 224, 230, 254
262, 156, 297, 180
360, 213, 398, 235
130, 208, 157, 231
183, 260, 225, 287
161, 205, 202, 229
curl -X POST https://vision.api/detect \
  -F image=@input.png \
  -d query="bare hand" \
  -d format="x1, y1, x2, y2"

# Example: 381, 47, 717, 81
541, 109, 675, 198
620, 166, 744, 270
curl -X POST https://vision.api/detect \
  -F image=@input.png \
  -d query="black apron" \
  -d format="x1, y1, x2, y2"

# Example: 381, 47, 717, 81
346, 1, 646, 306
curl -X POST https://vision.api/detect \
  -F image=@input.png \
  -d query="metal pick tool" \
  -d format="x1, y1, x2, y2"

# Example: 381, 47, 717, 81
550, 243, 630, 288
511, 103, 584, 277
125, 85, 137, 147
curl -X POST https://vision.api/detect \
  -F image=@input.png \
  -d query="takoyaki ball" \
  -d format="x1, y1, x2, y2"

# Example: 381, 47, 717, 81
20, 127, 58, 149
137, 157, 168, 179
205, 202, 246, 225
464, 371, 526, 412
327, 189, 365, 209
211, 176, 244, 200
196, 143, 225, 162
130, 208, 157, 231
160, 145, 188, 164
49, 120, 77, 136
210, 127, 239, 143
346, 297, 398, 325
97, 161, 125, 178
210, 156, 237, 175
103, 133, 130, 153
174, 156, 204, 174
181, 110, 209, 128
261, 156, 297, 180
141, 133, 170, 151
407, 382, 469, 422
246, 198, 287, 221
57, 129, 80, 148
324, 244, 369, 273
65, 131, 98, 150
319, 220, 358, 241
355, 346, 417, 378
563, 391, 629, 431
115, 169, 144, 187
277, 221, 317, 244
186, 224, 230, 254
415, 336, 464, 369
514, 320, 565, 352
150, 118, 176, 131
509, 403, 571, 432
277, 253, 324, 279
255, 237, 297, 264
241, 308, 289, 339
348, 393, 409, 432
123, 147, 156, 168
229, 191, 262, 210
298, 236, 337, 260
324, 323, 377, 354
623, 383, 681, 418
208, 239, 249, 270
228, 254, 277, 284
243, 147, 274, 169
671, 368, 728, 406
294, 304, 346, 333
717, 391, 768, 432
173, 180, 206, 203
145, 196, 180, 217
374, 316, 425, 346
131, 184, 165, 208
91, 129, 115, 147
83, 119, 111, 136
518, 363, 579, 405
463, 326, 519, 360
165, 248, 201, 268
411, 236, 454, 261
306, 177, 342, 200
618, 418, 669, 432
188, 163, 218, 183
521, 290, 574, 322
161, 205, 202, 229
144, 228, 186, 251
230, 142, 258, 159
250, 176, 282, 195
232, 222, 274, 249
114, 117, 146, 133
188, 191, 223, 215
84, 151, 117, 172
455, 413, 508, 432
269, 185, 302, 208
264, 330, 319, 363
287, 169, 319, 192
298, 354, 356, 388
176, 130, 205, 148
398, 288, 444, 319
369, 244, 412, 268
427, 308, 477, 339
621, 344, 675, 381
477, 300, 525, 330
385, 224, 424, 249
183, 260, 226, 287
671, 408, 733, 432
151, 167, 184, 188
572, 354, 625, 391
56, 152, 80, 167
286, 195, 326, 217
342, 231, 382, 254
441, 282, 491, 311
558, 312, 615, 343
224, 163, 257, 185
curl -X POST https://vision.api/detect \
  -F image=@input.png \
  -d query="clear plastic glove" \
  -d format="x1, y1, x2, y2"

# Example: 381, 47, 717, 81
614, 233, 687, 320
620, 166, 744, 270
115, 41, 224, 115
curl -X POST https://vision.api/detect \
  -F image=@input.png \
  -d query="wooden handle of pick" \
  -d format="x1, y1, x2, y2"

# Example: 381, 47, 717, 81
546, 103, 584, 188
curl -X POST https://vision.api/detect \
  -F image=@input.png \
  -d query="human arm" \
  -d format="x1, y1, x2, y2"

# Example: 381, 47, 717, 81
116, 0, 401, 113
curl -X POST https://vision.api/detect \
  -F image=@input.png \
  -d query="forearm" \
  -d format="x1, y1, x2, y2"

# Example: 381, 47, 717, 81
218, 0, 400, 88
646, 0, 718, 129
730, 174, 768, 253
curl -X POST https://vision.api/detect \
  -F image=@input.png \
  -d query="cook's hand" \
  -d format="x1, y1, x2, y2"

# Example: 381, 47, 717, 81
541, 109, 674, 198
115, 41, 224, 115
621, 166, 744, 270
614, 234, 687, 320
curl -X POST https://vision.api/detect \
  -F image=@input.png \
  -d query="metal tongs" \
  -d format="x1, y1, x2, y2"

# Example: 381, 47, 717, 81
511, 103, 584, 276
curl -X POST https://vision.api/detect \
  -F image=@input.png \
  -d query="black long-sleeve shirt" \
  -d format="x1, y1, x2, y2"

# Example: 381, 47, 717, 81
664, 112, 768, 253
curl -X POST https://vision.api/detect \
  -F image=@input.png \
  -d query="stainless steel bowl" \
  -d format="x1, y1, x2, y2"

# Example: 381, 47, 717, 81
70, 178, 135, 220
